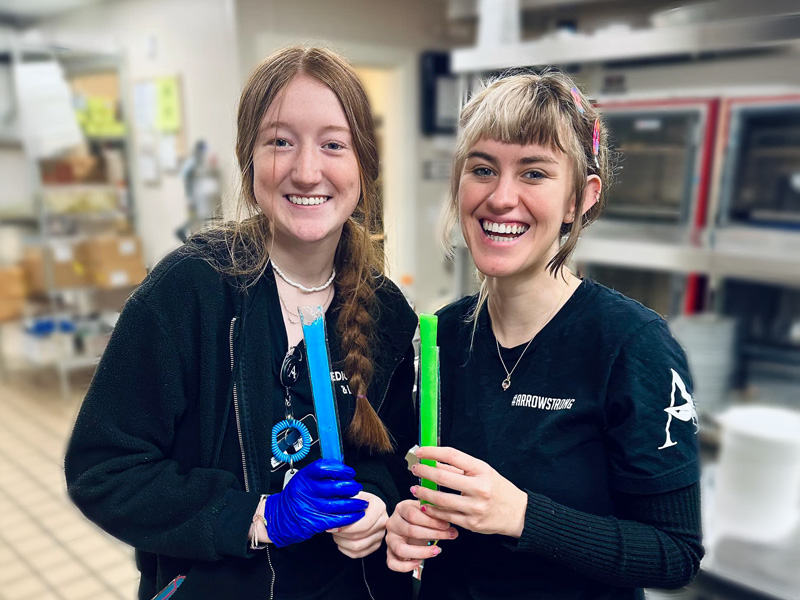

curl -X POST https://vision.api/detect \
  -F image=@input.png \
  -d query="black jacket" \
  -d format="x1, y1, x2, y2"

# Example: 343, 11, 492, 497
65, 243, 418, 599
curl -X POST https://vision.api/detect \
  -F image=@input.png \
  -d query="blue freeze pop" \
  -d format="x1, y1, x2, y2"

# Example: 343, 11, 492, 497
299, 305, 344, 463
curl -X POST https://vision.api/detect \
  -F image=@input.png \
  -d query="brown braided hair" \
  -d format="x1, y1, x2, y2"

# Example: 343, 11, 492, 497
195, 46, 392, 452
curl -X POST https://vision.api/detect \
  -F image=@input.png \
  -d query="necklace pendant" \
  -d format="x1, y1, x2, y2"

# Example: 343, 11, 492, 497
501, 378, 511, 391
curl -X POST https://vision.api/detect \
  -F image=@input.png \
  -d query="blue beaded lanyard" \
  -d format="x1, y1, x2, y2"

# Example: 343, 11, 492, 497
272, 347, 312, 479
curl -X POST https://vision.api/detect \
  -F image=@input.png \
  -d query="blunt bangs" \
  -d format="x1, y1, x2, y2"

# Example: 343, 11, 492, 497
458, 77, 580, 161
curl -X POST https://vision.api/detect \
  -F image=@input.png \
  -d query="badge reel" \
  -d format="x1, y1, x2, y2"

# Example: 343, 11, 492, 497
272, 347, 312, 489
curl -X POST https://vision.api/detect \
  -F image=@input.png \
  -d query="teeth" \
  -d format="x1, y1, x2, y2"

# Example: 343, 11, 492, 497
288, 195, 329, 206
482, 220, 529, 235
486, 234, 514, 243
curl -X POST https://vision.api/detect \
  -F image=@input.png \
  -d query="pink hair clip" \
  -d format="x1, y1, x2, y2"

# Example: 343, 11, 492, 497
592, 118, 601, 168
570, 87, 585, 114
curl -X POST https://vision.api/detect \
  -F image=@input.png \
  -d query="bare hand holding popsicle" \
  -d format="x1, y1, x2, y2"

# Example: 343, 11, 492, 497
409, 446, 528, 538
330, 491, 388, 558
386, 499, 458, 572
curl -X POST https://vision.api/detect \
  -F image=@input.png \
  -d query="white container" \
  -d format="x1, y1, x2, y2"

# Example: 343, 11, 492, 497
713, 405, 800, 543
670, 314, 737, 411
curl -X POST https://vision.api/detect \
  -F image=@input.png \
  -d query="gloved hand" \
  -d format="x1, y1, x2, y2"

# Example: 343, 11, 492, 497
264, 459, 368, 547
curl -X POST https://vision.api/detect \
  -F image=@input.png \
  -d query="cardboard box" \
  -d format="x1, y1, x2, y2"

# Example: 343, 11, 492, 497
78, 235, 147, 289
22, 244, 89, 294
90, 262, 147, 289
0, 265, 27, 299
0, 298, 24, 322
40, 154, 106, 185
78, 235, 143, 267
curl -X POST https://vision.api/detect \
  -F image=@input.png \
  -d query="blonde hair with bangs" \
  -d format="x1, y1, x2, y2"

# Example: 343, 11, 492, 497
440, 69, 611, 331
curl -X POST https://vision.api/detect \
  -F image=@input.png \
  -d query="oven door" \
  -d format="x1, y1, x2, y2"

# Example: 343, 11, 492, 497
718, 97, 800, 228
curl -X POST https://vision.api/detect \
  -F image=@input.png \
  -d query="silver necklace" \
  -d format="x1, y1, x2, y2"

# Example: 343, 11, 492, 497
496, 336, 535, 391
271, 260, 336, 293
494, 282, 570, 391
277, 285, 332, 325
278, 292, 300, 325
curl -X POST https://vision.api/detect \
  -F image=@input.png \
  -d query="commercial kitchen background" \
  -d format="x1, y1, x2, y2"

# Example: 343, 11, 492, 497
0, 0, 799, 598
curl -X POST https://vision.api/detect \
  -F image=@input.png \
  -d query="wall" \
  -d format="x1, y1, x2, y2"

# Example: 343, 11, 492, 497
235, 0, 456, 74
35, 0, 241, 267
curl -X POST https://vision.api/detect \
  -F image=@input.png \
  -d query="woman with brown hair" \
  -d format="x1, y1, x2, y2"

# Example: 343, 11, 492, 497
65, 46, 416, 599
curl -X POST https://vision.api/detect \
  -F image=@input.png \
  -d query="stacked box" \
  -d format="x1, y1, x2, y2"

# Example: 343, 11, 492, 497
0, 265, 26, 321
78, 235, 147, 289
22, 243, 89, 294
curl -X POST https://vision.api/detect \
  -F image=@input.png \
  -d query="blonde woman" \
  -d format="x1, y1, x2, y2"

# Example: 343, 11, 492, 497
386, 71, 703, 599
66, 47, 415, 600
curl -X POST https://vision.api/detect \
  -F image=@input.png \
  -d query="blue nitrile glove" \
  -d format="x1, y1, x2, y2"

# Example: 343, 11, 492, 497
264, 458, 368, 547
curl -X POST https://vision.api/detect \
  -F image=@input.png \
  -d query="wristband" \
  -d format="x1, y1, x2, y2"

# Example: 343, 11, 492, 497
250, 494, 269, 550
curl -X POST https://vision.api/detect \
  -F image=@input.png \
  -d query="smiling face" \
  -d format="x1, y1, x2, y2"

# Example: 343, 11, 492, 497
459, 138, 597, 282
252, 74, 361, 253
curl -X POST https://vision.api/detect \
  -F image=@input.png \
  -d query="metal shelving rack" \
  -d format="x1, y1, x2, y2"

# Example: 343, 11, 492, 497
0, 37, 138, 399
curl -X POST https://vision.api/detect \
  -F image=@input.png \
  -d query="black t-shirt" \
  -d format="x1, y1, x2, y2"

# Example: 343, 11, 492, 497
263, 269, 369, 600
420, 279, 699, 600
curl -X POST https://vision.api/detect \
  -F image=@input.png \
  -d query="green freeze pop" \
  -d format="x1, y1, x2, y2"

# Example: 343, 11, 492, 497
418, 314, 440, 500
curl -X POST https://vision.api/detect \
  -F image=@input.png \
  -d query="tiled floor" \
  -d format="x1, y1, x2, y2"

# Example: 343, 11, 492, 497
0, 370, 139, 600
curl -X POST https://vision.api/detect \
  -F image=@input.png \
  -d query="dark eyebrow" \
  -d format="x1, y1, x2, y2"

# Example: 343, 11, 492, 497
466, 150, 558, 166
465, 151, 498, 165
519, 155, 559, 165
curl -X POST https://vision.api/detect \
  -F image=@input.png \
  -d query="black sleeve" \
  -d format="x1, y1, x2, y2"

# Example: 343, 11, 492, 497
353, 345, 417, 513
512, 482, 704, 590
605, 319, 700, 494
65, 292, 258, 562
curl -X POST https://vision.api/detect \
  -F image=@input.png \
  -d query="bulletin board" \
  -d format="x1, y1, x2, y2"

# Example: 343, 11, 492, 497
132, 75, 186, 184
70, 70, 127, 138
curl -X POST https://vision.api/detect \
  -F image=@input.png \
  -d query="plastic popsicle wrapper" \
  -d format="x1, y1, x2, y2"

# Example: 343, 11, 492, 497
299, 305, 344, 463
418, 314, 440, 497
414, 314, 441, 581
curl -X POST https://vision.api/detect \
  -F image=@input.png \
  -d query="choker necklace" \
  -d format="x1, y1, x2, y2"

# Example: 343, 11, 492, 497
494, 282, 570, 391
271, 260, 336, 293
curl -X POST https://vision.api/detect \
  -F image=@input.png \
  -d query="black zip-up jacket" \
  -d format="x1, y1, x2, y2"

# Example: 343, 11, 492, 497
65, 242, 418, 599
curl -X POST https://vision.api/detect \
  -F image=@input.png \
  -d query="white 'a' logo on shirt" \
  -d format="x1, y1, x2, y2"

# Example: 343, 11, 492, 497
658, 369, 698, 450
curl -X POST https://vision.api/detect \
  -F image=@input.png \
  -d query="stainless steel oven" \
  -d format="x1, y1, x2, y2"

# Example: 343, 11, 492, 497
717, 95, 800, 228
598, 98, 718, 230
